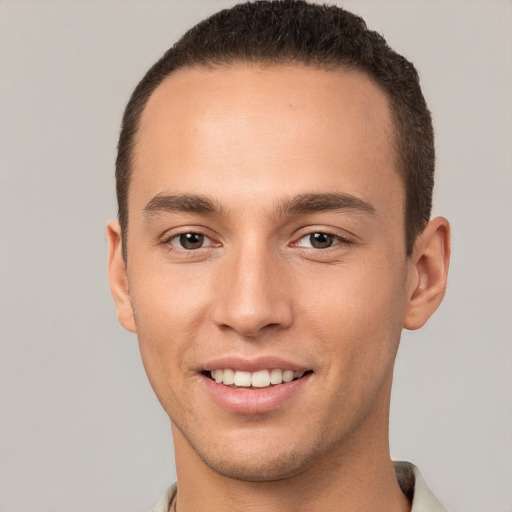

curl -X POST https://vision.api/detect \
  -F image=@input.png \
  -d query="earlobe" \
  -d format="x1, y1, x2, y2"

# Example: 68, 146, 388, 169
106, 221, 137, 333
403, 217, 451, 330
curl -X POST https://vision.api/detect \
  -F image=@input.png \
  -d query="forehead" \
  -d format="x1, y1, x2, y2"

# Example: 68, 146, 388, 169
131, 64, 401, 215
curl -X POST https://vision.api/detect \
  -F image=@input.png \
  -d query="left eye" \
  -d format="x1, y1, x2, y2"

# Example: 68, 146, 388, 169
296, 232, 339, 249
169, 232, 212, 250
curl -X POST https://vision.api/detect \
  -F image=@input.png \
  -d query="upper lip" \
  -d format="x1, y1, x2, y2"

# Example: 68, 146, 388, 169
201, 356, 311, 373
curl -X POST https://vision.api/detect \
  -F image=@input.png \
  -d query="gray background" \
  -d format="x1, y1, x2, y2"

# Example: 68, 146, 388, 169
1, 1, 511, 511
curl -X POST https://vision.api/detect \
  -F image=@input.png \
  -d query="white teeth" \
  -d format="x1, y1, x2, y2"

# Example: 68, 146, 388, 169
222, 368, 235, 385
251, 370, 270, 388
233, 371, 252, 387
282, 370, 294, 382
270, 368, 283, 384
209, 368, 307, 388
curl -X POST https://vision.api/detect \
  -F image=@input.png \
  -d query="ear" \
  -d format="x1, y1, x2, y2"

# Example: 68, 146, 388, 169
403, 217, 451, 330
107, 221, 136, 333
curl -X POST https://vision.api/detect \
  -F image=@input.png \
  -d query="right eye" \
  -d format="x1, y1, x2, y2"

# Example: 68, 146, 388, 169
167, 232, 213, 250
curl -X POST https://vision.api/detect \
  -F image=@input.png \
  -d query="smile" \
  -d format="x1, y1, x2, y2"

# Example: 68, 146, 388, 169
208, 368, 309, 388
202, 367, 313, 414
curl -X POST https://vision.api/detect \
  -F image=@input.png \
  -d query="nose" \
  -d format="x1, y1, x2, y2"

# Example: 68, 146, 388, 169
211, 242, 293, 338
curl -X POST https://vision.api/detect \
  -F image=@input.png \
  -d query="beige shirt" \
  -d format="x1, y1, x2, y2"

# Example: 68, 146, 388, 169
151, 461, 447, 512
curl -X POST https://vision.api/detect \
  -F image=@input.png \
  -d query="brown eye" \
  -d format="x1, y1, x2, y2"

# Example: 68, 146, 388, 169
309, 232, 335, 248
177, 233, 205, 250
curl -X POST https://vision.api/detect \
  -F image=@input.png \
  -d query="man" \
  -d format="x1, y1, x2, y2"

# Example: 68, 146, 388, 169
107, 1, 450, 511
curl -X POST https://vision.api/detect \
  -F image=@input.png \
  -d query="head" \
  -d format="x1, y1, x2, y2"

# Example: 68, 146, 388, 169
108, 0, 449, 484
116, 0, 435, 259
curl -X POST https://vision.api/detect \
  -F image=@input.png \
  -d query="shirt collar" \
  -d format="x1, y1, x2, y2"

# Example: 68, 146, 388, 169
394, 461, 448, 512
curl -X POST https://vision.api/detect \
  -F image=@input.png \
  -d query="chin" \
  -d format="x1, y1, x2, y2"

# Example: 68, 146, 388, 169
177, 422, 329, 483
199, 448, 313, 482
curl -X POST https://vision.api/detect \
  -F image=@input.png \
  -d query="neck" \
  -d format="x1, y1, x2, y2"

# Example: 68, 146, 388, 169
171, 378, 410, 512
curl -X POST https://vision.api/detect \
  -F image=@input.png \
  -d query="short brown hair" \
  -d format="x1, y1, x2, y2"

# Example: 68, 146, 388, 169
116, 0, 434, 256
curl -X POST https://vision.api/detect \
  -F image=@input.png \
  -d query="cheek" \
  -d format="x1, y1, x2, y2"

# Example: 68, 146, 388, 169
128, 266, 212, 403
298, 256, 408, 370
300, 265, 407, 429
130, 260, 212, 334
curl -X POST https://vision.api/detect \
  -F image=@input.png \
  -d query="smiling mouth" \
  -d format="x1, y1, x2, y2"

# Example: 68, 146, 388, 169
204, 368, 313, 388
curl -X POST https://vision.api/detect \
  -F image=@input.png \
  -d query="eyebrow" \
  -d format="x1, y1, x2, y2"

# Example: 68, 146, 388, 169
277, 192, 376, 216
142, 191, 375, 219
143, 193, 223, 217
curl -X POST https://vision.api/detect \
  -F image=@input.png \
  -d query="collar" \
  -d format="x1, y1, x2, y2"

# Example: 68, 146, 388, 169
394, 461, 448, 512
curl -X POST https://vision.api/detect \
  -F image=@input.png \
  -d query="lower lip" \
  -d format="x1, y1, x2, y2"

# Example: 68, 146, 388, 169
201, 373, 312, 414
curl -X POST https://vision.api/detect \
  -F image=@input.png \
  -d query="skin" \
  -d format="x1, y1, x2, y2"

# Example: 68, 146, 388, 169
108, 64, 450, 512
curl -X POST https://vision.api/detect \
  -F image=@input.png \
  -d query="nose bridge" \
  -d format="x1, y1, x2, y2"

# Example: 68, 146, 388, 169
212, 235, 292, 336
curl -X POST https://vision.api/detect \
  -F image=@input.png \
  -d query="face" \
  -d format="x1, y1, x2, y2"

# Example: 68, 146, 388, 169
112, 64, 417, 481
